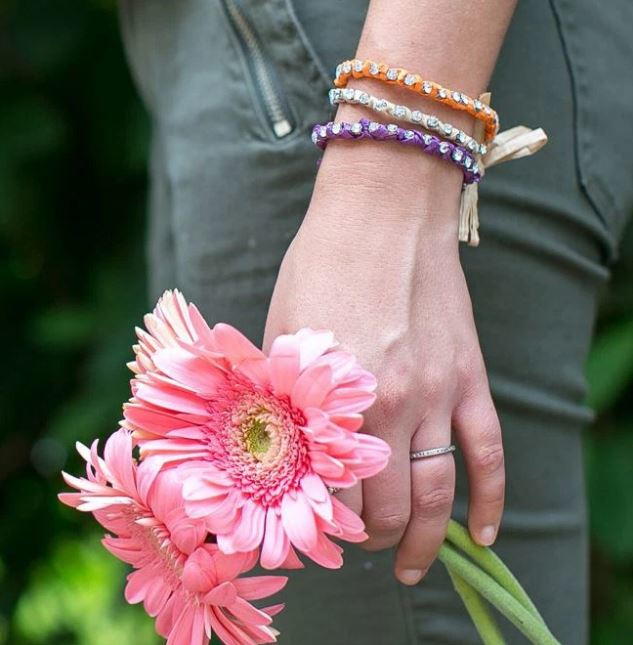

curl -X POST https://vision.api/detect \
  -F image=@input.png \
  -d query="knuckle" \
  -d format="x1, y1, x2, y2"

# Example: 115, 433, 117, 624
412, 486, 454, 519
456, 353, 484, 388
474, 443, 505, 476
377, 381, 410, 417
419, 367, 449, 405
365, 512, 409, 538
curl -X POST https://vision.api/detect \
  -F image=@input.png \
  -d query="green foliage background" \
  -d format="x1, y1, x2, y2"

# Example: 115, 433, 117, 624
0, 2, 631, 643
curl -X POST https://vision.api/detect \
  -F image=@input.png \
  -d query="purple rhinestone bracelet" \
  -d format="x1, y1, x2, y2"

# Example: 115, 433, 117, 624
311, 118, 481, 185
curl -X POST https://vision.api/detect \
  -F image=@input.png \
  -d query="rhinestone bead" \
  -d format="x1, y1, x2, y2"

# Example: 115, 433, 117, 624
394, 105, 406, 118
438, 89, 448, 99
369, 62, 380, 75
439, 142, 450, 154
452, 91, 461, 102
343, 88, 355, 100
456, 132, 466, 144
464, 156, 472, 169
353, 59, 363, 72
404, 130, 415, 140
427, 116, 439, 128
368, 121, 381, 132
376, 99, 388, 111
467, 140, 476, 151
452, 149, 464, 162
422, 82, 432, 94
351, 122, 363, 135
387, 123, 398, 134
422, 134, 432, 145
480, 144, 487, 155
335, 64, 342, 79
386, 68, 398, 80
311, 130, 318, 144
472, 163, 480, 174
461, 94, 470, 106
411, 110, 422, 122
404, 73, 416, 86
442, 124, 453, 136
331, 122, 342, 135
359, 92, 370, 105
474, 100, 483, 111
342, 61, 352, 74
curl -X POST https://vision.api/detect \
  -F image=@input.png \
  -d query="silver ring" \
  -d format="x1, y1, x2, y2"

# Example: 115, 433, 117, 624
410, 445, 456, 461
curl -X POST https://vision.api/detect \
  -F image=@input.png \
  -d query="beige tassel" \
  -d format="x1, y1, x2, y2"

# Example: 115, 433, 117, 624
457, 92, 548, 246
458, 182, 480, 246
457, 93, 489, 247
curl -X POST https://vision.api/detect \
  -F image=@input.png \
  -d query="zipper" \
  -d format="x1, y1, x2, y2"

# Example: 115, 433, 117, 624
220, 0, 294, 139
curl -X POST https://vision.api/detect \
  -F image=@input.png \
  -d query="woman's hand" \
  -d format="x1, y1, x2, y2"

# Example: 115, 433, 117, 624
263, 140, 505, 586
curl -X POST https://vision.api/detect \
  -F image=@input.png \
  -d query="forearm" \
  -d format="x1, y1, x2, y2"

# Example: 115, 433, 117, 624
310, 0, 517, 231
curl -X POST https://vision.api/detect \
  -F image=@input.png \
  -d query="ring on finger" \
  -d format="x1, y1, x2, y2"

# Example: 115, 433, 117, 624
409, 445, 456, 461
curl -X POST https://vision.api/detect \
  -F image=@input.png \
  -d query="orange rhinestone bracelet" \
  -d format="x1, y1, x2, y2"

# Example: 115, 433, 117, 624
334, 59, 500, 143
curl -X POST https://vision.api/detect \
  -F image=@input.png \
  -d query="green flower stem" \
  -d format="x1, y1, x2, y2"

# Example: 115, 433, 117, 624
446, 520, 543, 621
438, 544, 560, 645
446, 567, 506, 645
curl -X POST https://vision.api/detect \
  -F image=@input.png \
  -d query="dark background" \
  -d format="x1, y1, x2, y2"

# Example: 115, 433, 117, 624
1, 1, 632, 643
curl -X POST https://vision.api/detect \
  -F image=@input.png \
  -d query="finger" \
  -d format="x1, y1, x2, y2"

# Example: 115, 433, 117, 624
394, 419, 455, 585
453, 389, 505, 546
335, 482, 362, 516
361, 414, 411, 551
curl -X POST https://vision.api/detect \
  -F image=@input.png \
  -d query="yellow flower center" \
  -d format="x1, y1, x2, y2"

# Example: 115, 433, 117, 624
243, 416, 272, 460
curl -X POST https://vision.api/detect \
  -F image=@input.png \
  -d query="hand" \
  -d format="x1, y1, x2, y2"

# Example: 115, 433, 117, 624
263, 141, 505, 586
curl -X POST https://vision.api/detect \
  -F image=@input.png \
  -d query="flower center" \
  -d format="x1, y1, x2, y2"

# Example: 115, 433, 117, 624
122, 506, 184, 591
243, 416, 271, 460
205, 376, 310, 506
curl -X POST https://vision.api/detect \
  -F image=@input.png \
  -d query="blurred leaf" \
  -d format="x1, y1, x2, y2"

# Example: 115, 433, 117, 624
586, 317, 633, 413
13, 535, 160, 644
586, 428, 633, 561
30, 305, 96, 351
0, 96, 66, 162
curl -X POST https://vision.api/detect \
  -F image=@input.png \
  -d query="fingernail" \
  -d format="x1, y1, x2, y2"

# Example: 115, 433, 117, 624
480, 525, 497, 546
397, 569, 424, 585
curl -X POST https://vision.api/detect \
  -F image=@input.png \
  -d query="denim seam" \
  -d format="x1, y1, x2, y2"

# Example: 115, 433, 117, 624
549, 0, 619, 261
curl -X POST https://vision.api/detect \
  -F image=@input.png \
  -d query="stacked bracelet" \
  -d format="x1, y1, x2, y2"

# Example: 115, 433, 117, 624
335, 59, 500, 143
330, 87, 487, 156
311, 118, 481, 185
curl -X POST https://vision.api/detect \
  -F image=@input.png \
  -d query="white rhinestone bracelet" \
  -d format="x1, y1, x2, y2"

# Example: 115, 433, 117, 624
329, 87, 487, 157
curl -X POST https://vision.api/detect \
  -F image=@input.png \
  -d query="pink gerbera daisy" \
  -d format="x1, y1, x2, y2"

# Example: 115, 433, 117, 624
122, 290, 390, 569
59, 429, 287, 645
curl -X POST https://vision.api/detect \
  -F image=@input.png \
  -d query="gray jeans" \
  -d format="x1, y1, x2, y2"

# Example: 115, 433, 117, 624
120, 1, 633, 642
